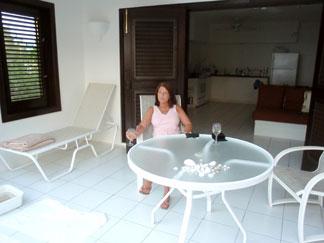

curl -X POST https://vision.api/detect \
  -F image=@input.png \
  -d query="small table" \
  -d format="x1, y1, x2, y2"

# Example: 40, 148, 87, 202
127, 134, 273, 243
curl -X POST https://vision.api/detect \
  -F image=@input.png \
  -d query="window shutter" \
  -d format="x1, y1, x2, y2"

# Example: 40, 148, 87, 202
134, 20, 177, 79
1, 11, 44, 102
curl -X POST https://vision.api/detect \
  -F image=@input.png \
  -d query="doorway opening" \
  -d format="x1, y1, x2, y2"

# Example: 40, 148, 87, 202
187, 3, 323, 138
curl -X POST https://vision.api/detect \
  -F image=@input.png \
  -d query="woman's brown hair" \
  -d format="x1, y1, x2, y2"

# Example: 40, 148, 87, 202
154, 82, 177, 107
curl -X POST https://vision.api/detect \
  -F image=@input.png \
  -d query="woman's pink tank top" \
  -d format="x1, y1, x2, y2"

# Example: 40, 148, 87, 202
151, 105, 180, 138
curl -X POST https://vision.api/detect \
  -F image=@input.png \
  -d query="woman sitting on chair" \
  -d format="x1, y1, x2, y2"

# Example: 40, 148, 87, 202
126, 81, 192, 209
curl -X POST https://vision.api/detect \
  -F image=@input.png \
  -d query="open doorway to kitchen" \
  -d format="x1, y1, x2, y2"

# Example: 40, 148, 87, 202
187, 3, 323, 140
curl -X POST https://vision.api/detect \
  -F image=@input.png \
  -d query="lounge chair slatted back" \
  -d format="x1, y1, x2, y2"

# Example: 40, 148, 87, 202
73, 83, 114, 131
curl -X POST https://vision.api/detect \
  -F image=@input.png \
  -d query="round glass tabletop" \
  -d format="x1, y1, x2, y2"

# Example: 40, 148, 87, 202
128, 134, 273, 191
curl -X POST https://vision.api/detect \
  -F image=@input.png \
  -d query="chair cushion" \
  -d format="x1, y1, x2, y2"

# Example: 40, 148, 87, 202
253, 108, 308, 125
301, 91, 312, 113
257, 84, 285, 109
284, 87, 310, 111
274, 166, 324, 195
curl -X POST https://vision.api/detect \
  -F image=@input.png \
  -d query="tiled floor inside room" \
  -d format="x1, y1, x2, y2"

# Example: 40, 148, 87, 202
0, 101, 323, 243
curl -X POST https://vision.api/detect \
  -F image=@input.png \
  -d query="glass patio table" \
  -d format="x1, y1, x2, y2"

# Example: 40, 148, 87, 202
127, 134, 273, 243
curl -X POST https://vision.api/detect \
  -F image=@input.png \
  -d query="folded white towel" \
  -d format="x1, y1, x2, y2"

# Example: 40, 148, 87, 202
1, 134, 55, 152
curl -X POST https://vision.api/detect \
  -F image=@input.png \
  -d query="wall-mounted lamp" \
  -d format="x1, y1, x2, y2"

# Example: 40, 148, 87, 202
88, 21, 110, 40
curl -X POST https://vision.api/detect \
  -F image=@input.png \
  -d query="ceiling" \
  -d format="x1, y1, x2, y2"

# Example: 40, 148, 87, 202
190, 4, 323, 24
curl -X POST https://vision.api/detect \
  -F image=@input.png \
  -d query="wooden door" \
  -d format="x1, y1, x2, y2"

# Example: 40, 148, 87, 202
301, 10, 324, 171
120, 7, 188, 142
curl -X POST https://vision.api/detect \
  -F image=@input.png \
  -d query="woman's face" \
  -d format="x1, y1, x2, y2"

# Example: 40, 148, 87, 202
157, 86, 170, 104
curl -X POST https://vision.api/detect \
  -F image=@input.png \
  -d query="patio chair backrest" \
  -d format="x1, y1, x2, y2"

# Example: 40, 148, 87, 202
138, 94, 181, 142
316, 151, 324, 172
73, 83, 114, 131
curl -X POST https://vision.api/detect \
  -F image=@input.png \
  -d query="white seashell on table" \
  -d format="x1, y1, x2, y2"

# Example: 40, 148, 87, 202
182, 158, 230, 177
184, 159, 196, 166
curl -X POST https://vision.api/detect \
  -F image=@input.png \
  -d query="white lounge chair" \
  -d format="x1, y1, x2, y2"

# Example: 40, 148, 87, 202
0, 83, 118, 182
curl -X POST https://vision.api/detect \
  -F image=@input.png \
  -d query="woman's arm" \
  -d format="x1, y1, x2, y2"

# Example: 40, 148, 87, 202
126, 106, 154, 140
176, 105, 193, 133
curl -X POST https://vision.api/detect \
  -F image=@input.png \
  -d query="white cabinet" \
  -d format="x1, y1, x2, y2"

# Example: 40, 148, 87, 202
188, 78, 207, 107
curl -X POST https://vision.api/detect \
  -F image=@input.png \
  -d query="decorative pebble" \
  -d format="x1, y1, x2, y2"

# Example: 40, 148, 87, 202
184, 159, 196, 166
182, 158, 230, 177
209, 161, 216, 167
194, 152, 202, 157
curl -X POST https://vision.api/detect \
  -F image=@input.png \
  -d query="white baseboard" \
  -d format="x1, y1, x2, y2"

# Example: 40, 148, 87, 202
254, 120, 307, 141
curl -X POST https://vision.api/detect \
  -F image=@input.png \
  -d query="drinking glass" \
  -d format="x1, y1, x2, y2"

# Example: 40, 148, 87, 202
126, 128, 136, 146
212, 123, 222, 144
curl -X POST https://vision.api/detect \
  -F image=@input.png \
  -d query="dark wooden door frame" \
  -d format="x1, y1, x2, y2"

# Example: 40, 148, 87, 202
120, 7, 187, 143
120, 0, 323, 142
301, 7, 324, 171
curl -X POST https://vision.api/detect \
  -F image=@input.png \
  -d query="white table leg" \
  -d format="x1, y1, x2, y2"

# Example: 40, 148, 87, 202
206, 194, 212, 212
137, 176, 143, 191
151, 187, 175, 225
222, 191, 247, 243
179, 190, 193, 243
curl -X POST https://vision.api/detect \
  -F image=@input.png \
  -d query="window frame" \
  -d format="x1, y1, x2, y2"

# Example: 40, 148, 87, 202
0, 0, 61, 122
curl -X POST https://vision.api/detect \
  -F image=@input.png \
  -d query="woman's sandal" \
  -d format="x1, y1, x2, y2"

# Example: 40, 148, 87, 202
139, 185, 151, 195
161, 197, 170, 210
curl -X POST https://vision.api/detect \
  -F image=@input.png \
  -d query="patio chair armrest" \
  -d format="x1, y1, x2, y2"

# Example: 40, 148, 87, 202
303, 172, 324, 196
136, 134, 144, 143
274, 146, 324, 166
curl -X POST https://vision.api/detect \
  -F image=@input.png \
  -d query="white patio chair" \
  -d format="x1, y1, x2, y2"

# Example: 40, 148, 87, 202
268, 146, 324, 243
136, 94, 181, 189
136, 94, 215, 214
0, 83, 118, 182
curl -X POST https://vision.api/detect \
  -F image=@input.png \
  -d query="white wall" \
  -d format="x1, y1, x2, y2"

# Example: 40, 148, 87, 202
189, 16, 321, 87
0, 0, 86, 140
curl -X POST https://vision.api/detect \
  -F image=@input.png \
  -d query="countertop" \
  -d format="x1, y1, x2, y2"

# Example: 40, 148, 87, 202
189, 74, 269, 79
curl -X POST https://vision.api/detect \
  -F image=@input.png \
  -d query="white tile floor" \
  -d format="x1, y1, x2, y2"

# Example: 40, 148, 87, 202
0, 102, 323, 243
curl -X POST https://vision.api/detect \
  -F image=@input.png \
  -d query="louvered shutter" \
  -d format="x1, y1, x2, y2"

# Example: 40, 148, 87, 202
133, 19, 177, 79
1, 11, 44, 102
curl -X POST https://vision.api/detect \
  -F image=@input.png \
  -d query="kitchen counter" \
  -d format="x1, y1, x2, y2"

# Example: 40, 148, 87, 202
189, 74, 269, 80
211, 74, 269, 79
207, 76, 269, 104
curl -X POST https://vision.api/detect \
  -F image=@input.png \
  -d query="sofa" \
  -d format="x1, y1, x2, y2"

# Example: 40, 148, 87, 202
253, 84, 311, 141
